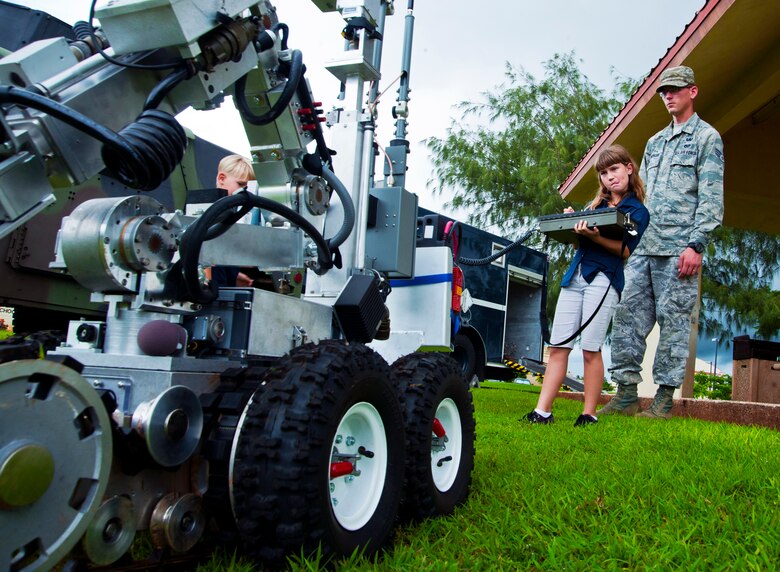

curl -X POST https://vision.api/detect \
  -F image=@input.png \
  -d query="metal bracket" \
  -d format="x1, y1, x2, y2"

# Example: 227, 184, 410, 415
292, 326, 308, 348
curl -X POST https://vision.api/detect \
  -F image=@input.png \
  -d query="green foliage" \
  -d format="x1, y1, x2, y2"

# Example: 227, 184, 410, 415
423, 52, 780, 340
127, 531, 154, 562
702, 227, 780, 339
693, 372, 733, 401
425, 52, 624, 229
198, 383, 780, 571
196, 549, 256, 572
424, 53, 628, 313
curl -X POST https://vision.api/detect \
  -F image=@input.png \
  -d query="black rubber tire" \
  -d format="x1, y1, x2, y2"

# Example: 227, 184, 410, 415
231, 340, 405, 568
451, 332, 478, 382
392, 352, 475, 521
200, 365, 267, 545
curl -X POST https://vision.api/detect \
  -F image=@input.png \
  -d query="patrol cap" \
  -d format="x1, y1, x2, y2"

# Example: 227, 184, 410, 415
656, 66, 696, 91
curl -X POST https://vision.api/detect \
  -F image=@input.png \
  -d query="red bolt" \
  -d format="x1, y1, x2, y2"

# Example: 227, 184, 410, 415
330, 461, 354, 479
432, 418, 446, 438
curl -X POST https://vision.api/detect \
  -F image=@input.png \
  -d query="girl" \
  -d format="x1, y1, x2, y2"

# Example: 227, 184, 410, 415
525, 145, 650, 426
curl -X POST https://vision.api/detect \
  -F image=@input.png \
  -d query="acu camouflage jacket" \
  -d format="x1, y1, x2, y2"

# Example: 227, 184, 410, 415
636, 112, 724, 256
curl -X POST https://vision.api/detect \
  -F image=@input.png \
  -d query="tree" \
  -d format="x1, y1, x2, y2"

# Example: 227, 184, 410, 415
426, 52, 623, 232
424, 52, 627, 314
702, 228, 780, 339
426, 52, 780, 341
693, 372, 732, 400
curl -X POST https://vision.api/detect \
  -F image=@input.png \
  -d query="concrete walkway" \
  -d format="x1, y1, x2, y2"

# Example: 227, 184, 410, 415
558, 392, 780, 431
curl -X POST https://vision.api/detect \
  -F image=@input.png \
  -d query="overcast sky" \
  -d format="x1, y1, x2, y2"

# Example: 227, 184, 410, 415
14, 0, 732, 375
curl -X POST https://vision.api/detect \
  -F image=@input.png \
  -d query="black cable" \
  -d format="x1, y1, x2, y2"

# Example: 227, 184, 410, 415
179, 192, 334, 304
1, 85, 119, 145
143, 65, 192, 110
234, 49, 303, 126
319, 165, 355, 250
457, 229, 535, 266
235, 43, 331, 168
272, 23, 289, 50
295, 73, 333, 170
0, 85, 187, 191
203, 201, 254, 241
539, 256, 551, 345
547, 231, 629, 346
87, 0, 186, 71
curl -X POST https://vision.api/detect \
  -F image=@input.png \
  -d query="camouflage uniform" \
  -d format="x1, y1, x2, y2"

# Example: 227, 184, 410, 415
609, 113, 724, 388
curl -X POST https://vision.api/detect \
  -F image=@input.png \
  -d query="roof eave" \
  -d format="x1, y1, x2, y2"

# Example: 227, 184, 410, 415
558, 0, 733, 199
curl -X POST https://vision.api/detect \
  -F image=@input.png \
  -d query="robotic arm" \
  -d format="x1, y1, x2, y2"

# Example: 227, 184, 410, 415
0, 0, 300, 239
0, 0, 354, 312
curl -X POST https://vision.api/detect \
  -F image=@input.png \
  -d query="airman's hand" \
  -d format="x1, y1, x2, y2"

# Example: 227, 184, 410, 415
678, 247, 702, 277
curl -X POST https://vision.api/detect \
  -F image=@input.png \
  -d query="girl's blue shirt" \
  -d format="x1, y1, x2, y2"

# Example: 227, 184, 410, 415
559, 192, 650, 296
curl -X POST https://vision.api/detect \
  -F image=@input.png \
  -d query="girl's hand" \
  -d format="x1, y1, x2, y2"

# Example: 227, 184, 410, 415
573, 219, 600, 238
563, 207, 575, 213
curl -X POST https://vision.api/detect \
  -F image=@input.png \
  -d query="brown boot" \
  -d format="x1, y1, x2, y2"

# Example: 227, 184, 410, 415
597, 384, 639, 416
637, 385, 676, 419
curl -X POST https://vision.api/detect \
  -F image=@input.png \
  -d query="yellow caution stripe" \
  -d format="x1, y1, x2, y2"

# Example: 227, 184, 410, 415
503, 359, 529, 374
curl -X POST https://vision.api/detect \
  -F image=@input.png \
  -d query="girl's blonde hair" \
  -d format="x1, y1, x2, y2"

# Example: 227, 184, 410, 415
217, 154, 255, 181
587, 144, 645, 210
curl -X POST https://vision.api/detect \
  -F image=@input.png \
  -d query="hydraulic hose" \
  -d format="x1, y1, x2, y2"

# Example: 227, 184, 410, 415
143, 65, 192, 111
0, 85, 187, 191
180, 192, 334, 304
272, 23, 289, 50
203, 203, 254, 241
319, 165, 355, 251
234, 49, 303, 126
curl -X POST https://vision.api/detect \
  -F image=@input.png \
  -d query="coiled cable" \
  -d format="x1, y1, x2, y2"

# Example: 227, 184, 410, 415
72, 20, 94, 40
0, 85, 187, 191
101, 110, 188, 191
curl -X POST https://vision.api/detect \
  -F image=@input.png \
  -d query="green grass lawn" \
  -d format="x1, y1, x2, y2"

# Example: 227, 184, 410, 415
201, 382, 780, 571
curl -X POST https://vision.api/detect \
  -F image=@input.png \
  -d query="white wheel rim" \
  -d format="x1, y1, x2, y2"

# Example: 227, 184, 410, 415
431, 398, 462, 492
329, 402, 388, 531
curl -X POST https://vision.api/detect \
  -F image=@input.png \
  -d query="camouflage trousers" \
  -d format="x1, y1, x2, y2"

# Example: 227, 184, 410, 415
609, 255, 699, 388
